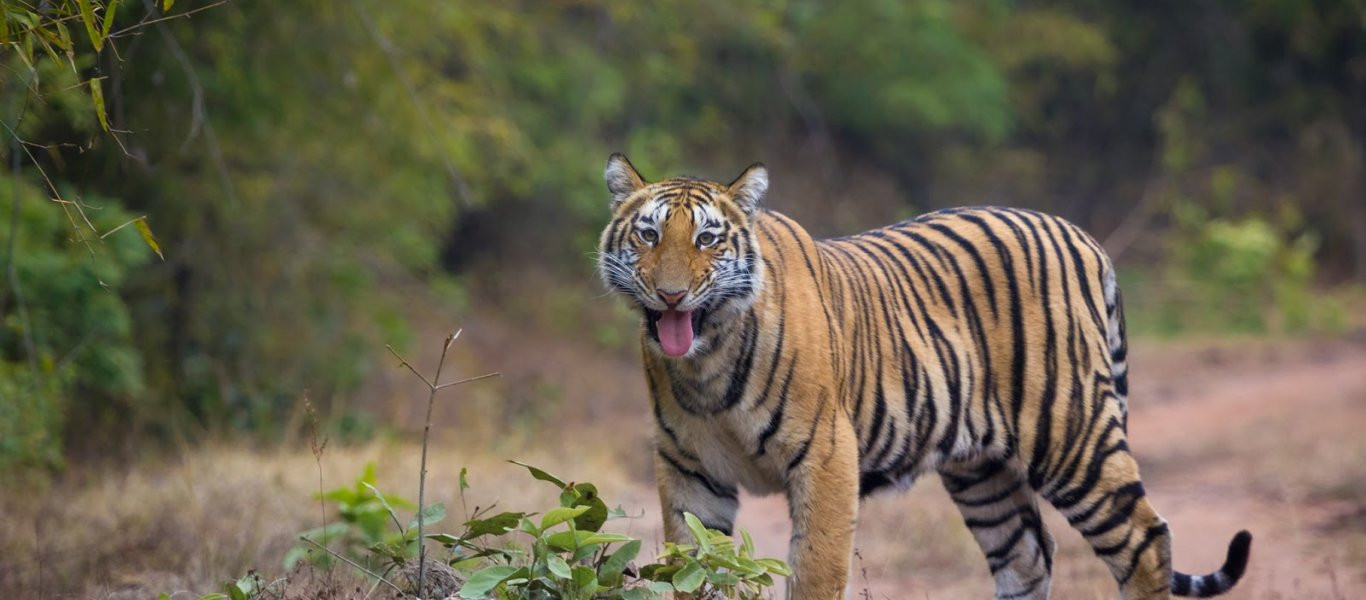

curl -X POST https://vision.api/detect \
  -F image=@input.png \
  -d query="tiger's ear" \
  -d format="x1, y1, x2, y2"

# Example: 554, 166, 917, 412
726, 162, 768, 215
604, 153, 647, 210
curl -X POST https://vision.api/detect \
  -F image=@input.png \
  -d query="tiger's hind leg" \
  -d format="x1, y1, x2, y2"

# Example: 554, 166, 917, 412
940, 457, 1056, 600
1041, 443, 1174, 599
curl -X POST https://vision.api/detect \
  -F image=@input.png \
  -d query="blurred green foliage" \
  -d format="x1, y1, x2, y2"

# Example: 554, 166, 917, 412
1148, 206, 1344, 335
0, 175, 149, 472
2, 0, 1362, 477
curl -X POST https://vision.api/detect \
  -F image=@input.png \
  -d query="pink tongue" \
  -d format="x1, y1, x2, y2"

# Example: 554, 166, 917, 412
657, 310, 694, 357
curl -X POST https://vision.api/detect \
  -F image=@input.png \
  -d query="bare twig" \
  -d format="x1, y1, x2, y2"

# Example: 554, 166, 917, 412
436, 372, 501, 390
97, 215, 146, 239
298, 536, 403, 594
304, 394, 329, 544
387, 328, 499, 598
385, 344, 434, 388
107, 0, 236, 39
416, 331, 455, 599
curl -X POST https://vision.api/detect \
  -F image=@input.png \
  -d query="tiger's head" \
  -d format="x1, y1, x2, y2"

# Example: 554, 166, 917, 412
597, 153, 768, 358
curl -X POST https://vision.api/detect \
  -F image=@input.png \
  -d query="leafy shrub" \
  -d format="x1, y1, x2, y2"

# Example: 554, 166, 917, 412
287, 462, 436, 573
289, 462, 789, 599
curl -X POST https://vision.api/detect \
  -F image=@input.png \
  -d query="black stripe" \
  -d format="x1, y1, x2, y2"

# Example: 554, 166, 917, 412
657, 449, 737, 500
756, 354, 798, 456
786, 397, 826, 474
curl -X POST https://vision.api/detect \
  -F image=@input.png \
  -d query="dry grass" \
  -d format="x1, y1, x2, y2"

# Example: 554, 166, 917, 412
0, 437, 650, 599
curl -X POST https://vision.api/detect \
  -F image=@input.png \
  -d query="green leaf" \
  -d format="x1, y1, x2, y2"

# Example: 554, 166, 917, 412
683, 513, 711, 551
598, 539, 640, 584
546, 554, 572, 580
133, 217, 164, 260
459, 467, 470, 493
462, 511, 526, 539
732, 556, 765, 575
571, 565, 598, 594
518, 516, 539, 536
544, 529, 630, 551
89, 78, 109, 132
224, 582, 246, 600
539, 505, 589, 530
196, 595, 227, 600
756, 558, 791, 576
638, 563, 676, 581
508, 460, 566, 488
361, 482, 405, 533
157, 594, 171, 600
298, 522, 348, 543
706, 569, 741, 586
544, 529, 590, 551
408, 503, 446, 530
459, 565, 519, 598
101, 0, 121, 39
163, 0, 176, 12
568, 483, 609, 532
571, 543, 599, 562
427, 532, 460, 546
582, 532, 631, 545
76, 0, 103, 52
672, 560, 706, 593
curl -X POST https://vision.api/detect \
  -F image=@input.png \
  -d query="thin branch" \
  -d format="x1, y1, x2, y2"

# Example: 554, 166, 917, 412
415, 331, 457, 598
0, 118, 97, 256
385, 344, 434, 388
435, 372, 500, 390
107, 0, 236, 39
298, 537, 403, 594
98, 215, 146, 239
387, 327, 497, 598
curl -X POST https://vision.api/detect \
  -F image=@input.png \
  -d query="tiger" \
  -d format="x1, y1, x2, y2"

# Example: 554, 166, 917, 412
595, 153, 1252, 600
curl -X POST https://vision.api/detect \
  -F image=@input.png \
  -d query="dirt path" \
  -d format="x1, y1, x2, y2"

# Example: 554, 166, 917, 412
716, 338, 1366, 599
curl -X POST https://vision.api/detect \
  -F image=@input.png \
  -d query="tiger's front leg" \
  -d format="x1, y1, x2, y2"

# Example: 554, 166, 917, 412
784, 416, 860, 600
654, 448, 740, 554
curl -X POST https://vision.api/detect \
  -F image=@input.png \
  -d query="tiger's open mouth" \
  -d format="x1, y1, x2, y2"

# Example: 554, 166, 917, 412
645, 307, 707, 357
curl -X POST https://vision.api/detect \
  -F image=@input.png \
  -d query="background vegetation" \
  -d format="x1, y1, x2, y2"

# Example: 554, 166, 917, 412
0, 0, 1363, 596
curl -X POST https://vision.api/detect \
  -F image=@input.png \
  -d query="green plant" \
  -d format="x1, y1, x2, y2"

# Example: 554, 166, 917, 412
287, 462, 444, 573
641, 514, 792, 600
445, 462, 789, 600
291, 462, 789, 599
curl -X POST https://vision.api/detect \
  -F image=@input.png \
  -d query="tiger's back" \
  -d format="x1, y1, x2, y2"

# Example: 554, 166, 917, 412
803, 206, 1127, 497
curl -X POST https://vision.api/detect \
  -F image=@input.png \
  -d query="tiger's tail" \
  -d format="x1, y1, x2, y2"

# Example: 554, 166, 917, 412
1172, 530, 1254, 596
1102, 265, 1129, 424
1104, 266, 1254, 596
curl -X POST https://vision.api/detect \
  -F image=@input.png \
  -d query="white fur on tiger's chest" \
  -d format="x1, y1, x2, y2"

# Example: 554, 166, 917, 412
677, 416, 786, 496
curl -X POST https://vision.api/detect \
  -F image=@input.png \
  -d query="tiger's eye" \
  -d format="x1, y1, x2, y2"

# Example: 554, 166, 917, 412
640, 229, 658, 244
697, 232, 717, 246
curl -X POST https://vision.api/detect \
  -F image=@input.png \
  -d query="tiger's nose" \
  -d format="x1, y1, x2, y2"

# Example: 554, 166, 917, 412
657, 289, 686, 308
